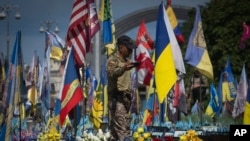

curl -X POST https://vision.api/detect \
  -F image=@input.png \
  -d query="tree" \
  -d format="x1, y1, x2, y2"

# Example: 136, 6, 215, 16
182, 0, 250, 83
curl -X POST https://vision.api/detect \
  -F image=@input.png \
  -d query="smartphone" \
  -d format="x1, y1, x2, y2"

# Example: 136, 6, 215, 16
131, 61, 141, 66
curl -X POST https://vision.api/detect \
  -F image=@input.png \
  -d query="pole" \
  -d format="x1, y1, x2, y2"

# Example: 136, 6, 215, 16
81, 65, 85, 130
6, 10, 10, 66
199, 75, 203, 126
94, 0, 101, 81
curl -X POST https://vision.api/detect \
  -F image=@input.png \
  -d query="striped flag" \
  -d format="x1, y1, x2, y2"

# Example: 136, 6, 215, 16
184, 7, 213, 80
59, 48, 84, 126
66, 0, 100, 66
155, 2, 177, 103
66, 0, 90, 67
88, 0, 100, 38
166, 5, 185, 43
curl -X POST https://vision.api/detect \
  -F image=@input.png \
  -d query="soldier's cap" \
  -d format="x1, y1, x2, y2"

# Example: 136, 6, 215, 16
117, 35, 136, 50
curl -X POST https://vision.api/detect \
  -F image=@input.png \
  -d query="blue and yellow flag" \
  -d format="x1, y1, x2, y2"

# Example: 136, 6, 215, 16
90, 80, 104, 129
99, 0, 116, 55
221, 57, 237, 102
100, 0, 112, 44
4, 31, 26, 141
155, 2, 177, 103
184, 7, 213, 80
205, 84, 220, 117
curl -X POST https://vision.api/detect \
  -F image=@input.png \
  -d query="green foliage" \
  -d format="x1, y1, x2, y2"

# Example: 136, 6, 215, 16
180, 113, 213, 125
215, 114, 243, 129
181, 0, 250, 83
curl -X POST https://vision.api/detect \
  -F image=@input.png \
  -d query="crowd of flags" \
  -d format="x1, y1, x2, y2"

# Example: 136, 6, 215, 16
1, 0, 250, 139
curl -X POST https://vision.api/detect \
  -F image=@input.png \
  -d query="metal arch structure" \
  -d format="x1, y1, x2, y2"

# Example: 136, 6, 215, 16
114, 5, 192, 37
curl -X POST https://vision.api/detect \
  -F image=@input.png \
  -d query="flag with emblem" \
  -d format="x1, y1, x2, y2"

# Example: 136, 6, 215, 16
184, 7, 213, 80
59, 48, 84, 126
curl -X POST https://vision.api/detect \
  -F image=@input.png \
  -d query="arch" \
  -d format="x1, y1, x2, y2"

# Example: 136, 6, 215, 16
114, 5, 191, 37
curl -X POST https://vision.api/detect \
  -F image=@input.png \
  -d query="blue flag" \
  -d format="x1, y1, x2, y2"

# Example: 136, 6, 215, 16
205, 84, 220, 117
184, 7, 213, 80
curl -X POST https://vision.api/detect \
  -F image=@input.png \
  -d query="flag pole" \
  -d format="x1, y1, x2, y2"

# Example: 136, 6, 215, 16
80, 64, 86, 132
19, 101, 22, 140
199, 73, 203, 126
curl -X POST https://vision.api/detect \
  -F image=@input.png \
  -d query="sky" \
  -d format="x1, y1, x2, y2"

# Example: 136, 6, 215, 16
0, 0, 210, 65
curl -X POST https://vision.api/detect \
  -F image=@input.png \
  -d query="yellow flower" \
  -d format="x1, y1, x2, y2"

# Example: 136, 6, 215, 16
137, 136, 145, 141
179, 130, 202, 141
187, 130, 197, 136
143, 132, 151, 139
179, 135, 187, 141
133, 132, 140, 139
137, 127, 144, 133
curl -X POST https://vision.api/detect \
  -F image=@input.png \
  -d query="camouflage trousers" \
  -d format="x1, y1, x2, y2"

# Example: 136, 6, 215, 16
109, 102, 131, 141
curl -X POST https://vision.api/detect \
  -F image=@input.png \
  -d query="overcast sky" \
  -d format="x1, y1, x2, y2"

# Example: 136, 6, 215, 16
0, 0, 210, 64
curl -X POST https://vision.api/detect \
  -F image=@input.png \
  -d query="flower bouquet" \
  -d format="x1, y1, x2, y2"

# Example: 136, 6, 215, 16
179, 130, 202, 141
132, 127, 151, 141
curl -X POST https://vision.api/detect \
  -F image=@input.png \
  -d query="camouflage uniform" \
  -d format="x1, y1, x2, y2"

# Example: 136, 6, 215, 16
107, 52, 132, 141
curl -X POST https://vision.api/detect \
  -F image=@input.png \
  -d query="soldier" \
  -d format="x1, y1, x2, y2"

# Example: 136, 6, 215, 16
106, 35, 136, 141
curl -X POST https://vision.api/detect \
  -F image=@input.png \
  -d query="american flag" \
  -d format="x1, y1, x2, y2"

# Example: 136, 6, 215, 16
66, 0, 100, 67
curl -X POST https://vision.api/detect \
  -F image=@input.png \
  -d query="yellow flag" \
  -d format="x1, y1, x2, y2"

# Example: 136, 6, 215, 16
243, 102, 250, 124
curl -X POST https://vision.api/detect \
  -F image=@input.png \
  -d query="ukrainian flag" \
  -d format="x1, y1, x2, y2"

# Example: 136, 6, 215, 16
155, 2, 177, 103
99, 0, 116, 55
205, 84, 219, 117
184, 7, 213, 80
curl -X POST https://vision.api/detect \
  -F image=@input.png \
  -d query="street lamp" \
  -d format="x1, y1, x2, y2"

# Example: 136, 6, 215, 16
39, 20, 60, 33
0, 3, 21, 65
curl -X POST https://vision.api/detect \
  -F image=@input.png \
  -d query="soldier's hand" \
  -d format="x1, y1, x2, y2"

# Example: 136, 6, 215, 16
124, 61, 135, 70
